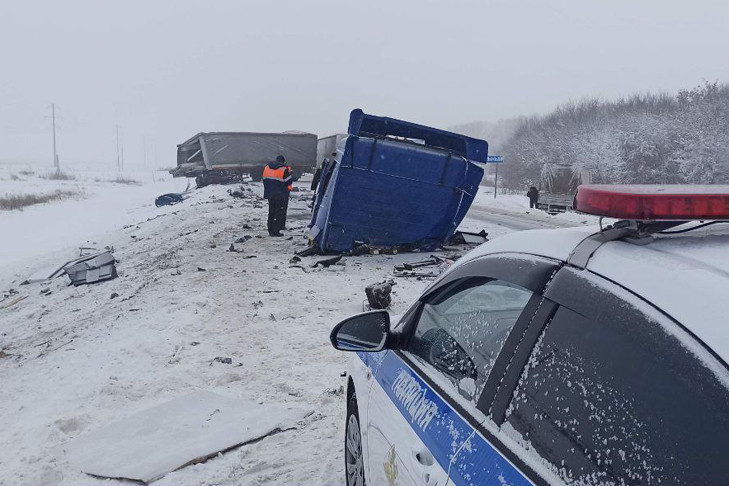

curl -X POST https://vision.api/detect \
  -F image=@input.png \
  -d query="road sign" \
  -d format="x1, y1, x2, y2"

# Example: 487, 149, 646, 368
487, 155, 504, 163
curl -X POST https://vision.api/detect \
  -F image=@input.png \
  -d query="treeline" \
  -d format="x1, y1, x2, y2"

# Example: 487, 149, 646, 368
500, 81, 729, 189
450, 117, 525, 154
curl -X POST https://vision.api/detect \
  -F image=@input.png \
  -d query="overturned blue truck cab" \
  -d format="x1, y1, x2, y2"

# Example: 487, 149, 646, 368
309, 109, 488, 252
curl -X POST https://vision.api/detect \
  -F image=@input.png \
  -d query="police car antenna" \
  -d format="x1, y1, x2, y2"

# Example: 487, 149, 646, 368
658, 220, 729, 234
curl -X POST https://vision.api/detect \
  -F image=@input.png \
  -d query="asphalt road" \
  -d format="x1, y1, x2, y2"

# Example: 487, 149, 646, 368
466, 203, 587, 231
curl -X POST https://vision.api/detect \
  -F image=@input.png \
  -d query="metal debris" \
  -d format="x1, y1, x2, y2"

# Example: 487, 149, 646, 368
392, 254, 455, 278
394, 255, 445, 272
64, 252, 118, 286
448, 229, 488, 245
311, 255, 343, 268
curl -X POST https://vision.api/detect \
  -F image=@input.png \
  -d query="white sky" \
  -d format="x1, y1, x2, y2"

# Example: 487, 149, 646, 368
2, 0, 728, 168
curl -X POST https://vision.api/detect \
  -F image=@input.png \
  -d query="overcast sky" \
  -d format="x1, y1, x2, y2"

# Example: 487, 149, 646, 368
2, 0, 728, 169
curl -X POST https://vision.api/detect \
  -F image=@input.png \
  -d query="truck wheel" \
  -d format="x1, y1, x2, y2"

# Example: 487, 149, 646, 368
345, 390, 366, 486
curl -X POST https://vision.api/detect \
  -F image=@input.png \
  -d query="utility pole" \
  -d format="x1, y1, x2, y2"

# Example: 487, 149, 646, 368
121, 146, 124, 172
116, 125, 120, 172
52, 103, 59, 171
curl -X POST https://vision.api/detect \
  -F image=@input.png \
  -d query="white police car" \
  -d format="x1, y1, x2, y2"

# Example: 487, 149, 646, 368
330, 185, 729, 486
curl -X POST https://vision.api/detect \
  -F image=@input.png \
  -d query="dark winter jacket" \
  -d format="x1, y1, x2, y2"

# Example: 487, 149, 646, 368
262, 161, 292, 200
527, 187, 539, 201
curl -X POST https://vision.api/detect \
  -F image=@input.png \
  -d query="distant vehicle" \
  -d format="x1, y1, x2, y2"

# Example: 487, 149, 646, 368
317, 134, 347, 168
170, 131, 317, 187
536, 165, 591, 214
331, 184, 729, 486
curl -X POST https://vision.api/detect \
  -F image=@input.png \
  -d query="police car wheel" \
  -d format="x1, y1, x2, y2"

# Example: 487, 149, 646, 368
345, 391, 366, 486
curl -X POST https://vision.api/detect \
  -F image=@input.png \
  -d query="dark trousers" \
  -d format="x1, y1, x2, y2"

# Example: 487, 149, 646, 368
267, 197, 289, 235
529, 198, 537, 208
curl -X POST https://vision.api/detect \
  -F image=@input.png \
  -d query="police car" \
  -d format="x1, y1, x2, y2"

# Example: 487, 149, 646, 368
330, 185, 729, 486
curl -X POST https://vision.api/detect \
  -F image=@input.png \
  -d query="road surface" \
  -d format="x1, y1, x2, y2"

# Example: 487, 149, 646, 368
467, 203, 588, 231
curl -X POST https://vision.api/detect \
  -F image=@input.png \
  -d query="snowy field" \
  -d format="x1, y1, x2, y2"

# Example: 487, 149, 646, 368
0, 167, 589, 485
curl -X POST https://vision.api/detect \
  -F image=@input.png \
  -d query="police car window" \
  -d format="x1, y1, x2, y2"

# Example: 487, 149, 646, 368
504, 304, 729, 485
409, 278, 532, 405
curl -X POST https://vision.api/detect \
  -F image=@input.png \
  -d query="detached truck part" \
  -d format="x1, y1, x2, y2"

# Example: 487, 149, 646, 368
171, 132, 317, 187
309, 109, 487, 253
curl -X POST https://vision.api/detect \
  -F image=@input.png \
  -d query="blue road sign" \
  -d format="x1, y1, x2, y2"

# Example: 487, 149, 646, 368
487, 155, 504, 163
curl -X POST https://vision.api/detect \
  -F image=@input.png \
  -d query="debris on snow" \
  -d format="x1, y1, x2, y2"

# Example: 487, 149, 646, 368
65, 391, 307, 483
311, 255, 342, 268
155, 193, 185, 207
393, 255, 445, 272
63, 251, 118, 286
227, 244, 244, 253
448, 229, 489, 245
227, 187, 246, 199
365, 280, 394, 310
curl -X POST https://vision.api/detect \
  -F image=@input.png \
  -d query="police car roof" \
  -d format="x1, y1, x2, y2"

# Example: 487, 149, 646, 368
463, 224, 729, 366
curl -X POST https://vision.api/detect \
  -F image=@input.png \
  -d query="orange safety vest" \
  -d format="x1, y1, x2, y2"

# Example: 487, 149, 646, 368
263, 165, 292, 191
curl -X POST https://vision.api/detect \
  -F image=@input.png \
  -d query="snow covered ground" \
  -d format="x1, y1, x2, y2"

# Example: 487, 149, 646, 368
0, 169, 587, 485
0, 165, 185, 289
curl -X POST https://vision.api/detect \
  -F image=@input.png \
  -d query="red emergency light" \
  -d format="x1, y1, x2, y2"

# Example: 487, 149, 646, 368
573, 184, 729, 220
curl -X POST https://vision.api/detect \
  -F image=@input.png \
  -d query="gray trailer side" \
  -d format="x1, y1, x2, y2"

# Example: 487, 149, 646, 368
316, 134, 347, 169
172, 131, 317, 185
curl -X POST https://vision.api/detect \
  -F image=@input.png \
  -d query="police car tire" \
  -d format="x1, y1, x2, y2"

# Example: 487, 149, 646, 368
345, 391, 366, 486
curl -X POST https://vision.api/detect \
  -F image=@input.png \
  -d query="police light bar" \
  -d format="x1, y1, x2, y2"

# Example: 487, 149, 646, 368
573, 184, 729, 220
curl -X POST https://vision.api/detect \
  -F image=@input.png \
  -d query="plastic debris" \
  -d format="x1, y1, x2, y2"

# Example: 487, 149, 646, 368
64, 252, 117, 286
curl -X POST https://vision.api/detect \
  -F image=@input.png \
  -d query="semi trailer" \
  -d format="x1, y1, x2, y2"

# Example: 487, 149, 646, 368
170, 131, 317, 187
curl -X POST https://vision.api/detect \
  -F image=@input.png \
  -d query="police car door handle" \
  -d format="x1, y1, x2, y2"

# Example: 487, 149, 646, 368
412, 447, 441, 484
415, 450, 434, 466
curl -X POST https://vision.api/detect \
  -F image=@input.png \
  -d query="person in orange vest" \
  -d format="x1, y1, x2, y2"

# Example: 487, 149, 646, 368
262, 155, 293, 237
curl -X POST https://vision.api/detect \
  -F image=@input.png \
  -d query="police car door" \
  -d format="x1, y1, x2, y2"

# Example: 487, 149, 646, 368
366, 254, 557, 486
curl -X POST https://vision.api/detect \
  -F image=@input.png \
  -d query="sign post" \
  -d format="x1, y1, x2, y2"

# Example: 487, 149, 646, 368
487, 155, 504, 198
494, 165, 498, 199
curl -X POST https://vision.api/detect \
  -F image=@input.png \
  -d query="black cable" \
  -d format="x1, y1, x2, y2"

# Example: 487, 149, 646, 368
658, 221, 729, 234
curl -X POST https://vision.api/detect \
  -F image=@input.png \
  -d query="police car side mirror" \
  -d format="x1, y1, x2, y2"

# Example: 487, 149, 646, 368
330, 310, 390, 352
